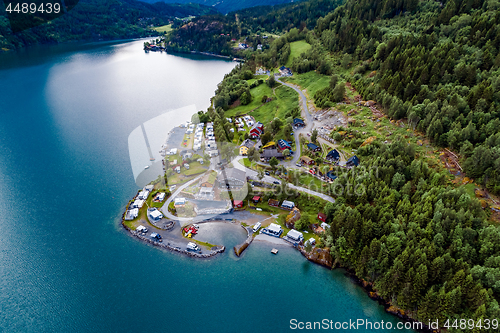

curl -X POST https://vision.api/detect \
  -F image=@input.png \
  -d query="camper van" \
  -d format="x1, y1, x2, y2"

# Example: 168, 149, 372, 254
187, 242, 200, 251
252, 222, 261, 233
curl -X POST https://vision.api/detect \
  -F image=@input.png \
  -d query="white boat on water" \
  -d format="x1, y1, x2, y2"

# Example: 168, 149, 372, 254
144, 166, 149, 169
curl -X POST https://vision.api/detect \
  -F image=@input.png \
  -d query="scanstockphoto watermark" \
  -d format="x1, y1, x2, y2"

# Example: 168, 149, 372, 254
289, 318, 424, 331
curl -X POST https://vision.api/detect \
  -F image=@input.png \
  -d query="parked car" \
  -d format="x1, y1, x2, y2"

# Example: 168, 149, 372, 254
265, 171, 270, 176
295, 163, 302, 167
273, 180, 281, 185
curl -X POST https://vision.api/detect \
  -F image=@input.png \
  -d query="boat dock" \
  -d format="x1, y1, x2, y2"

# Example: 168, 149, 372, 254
271, 248, 278, 254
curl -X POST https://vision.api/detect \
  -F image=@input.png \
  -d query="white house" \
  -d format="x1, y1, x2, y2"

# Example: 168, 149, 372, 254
174, 197, 186, 206
137, 190, 149, 200
281, 200, 295, 210
156, 192, 166, 201
262, 223, 283, 237
286, 229, 304, 242
148, 209, 163, 221
126, 208, 139, 220
131, 199, 145, 209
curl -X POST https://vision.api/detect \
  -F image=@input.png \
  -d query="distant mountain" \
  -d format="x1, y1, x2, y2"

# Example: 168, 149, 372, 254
0, 0, 217, 51
139, 0, 302, 14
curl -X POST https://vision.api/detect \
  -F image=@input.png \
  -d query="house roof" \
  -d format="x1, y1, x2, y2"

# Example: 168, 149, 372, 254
300, 156, 313, 163
326, 171, 337, 180
268, 199, 279, 206
268, 223, 282, 233
262, 141, 276, 149
347, 155, 360, 166
240, 146, 249, 153
326, 149, 340, 160
277, 139, 291, 149
261, 149, 283, 159
233, 200, 243, 205
307, 143, 320, 150
241, 139, 256, 148
318, 212, 327, 220
293, 118, 304, 125
287, 229, 303, 240
252, 196, 261, 201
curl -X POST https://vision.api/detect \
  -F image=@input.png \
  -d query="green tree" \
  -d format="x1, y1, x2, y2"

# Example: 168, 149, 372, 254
311, 128, 318, 143
269, 156, 279, 169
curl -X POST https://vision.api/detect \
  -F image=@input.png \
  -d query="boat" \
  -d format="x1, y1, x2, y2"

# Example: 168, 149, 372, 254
144, 165, 149, 169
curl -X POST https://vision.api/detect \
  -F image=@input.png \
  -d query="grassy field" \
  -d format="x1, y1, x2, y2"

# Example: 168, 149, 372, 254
153, 24, 173, 33
285, 40, 312, 68
284, 71, 330, 100
225, 83, 299, 125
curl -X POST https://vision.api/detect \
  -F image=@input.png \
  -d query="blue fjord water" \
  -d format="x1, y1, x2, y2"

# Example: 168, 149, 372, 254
0, 40, 414, 332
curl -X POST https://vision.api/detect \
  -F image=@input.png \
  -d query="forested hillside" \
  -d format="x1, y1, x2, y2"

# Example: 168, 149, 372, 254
164, 0, 343, 56
314, 0, 500, 194
0, 0, 216, 51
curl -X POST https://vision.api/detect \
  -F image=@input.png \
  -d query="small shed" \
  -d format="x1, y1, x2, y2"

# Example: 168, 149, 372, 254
252, 196, 261, 204
233, 200, 244, 208
318, 212, 327, 222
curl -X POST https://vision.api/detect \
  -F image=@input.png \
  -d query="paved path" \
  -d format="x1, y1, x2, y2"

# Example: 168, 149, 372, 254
233, 156, 335, 203
277, 77, 315, 166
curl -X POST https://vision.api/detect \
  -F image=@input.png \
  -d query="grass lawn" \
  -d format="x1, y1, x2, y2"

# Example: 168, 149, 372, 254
225, 83, 298, 126
284, 71, 330, 100
285, 40, 312, 68
225, 83, 274, 117
153, 24, 173, 33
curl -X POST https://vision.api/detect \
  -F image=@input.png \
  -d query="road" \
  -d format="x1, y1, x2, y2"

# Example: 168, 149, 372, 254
232, 156, 335, 203
277, 77, 314, 166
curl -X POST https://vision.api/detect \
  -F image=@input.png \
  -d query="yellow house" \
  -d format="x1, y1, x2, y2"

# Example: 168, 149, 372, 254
240, 146, 249, 155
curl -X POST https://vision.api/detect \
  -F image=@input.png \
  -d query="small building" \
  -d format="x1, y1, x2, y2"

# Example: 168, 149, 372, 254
125, 208, 139, 220
317, 212, 327, 223
306, 238, 316, 246
233, 200, 244, 208
281, 200, 295, 210
268, 199, 280, 207
249, 122, 264, 138
262, 223, 283, 237
144, 185, 154, 191
307, 143, 321, 152
137, 190, 149, 200
241, 139, 256, 149
300, 156, 314, 165
174, 197, 186, 206
326, 171, 337, 181
326, 149, 340, 162
293, 118, 305, 128
277, 139, 291, 151
285, 229, 304, 245
252, 196, 261, 204
131, 199, 145, 209
240, 146, 249, 156
156, 192, 166, 202
346, 155, 360, 167
261, 149, 283, 161
148, 209, 163, 221
174, 166, 181, 173
262, 141, 276, 150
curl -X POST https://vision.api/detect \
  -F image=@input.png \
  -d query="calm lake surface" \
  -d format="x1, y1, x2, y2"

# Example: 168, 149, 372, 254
0, 40, 414, 332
